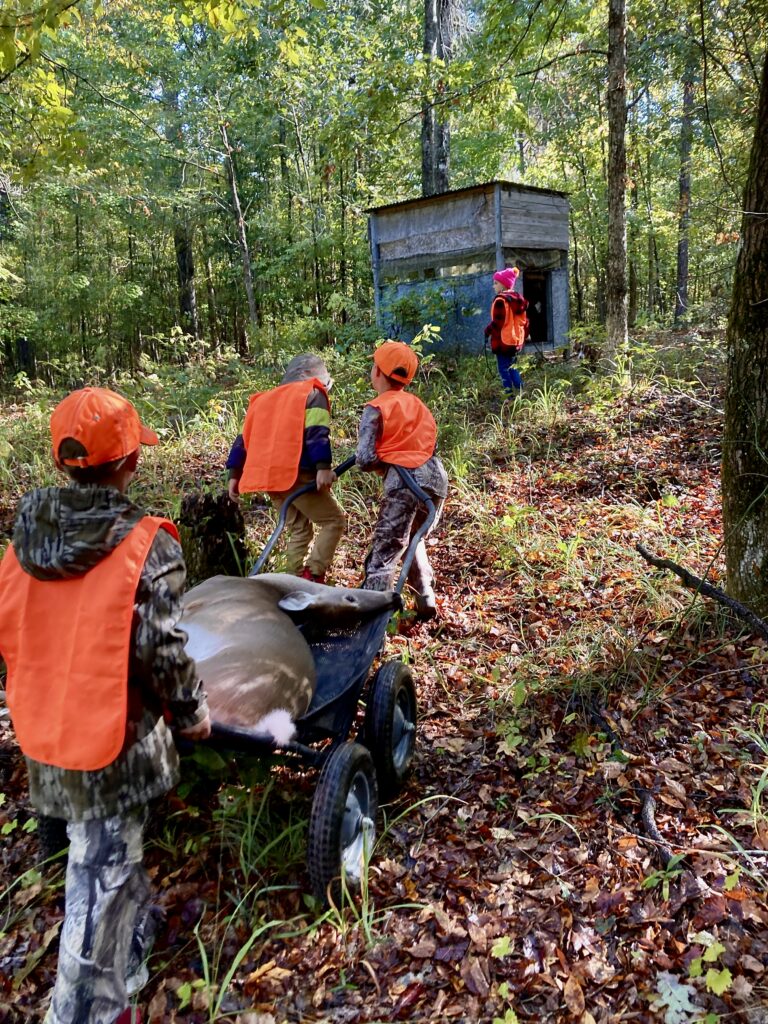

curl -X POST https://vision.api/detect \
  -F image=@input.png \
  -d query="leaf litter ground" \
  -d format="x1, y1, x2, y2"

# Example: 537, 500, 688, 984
1, 334, 767, 1023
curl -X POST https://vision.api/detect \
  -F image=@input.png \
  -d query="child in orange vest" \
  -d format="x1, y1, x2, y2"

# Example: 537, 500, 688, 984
0, 387, 210, 1024
227, 353, 345, 584
484, 266, 529, 396
357, 341, 448, 620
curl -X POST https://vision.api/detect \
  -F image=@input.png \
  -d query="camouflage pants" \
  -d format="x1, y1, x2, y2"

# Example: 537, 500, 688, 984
45, 810, 150, 1024
362, 486, 443, 595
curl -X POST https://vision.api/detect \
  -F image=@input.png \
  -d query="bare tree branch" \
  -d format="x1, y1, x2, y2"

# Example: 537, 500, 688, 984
0, 51, 30, 86
515, 48, 607, 78
636, 543, 768, 641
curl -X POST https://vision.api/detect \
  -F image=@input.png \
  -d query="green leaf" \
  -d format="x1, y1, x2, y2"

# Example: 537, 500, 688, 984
705, 967, 732, 995
570, 731, 592, 757
702, 941, 725, 963
0, 29, 17, 73
493, 1011, 519, 1024
724, 868, 740, 891
21, 868, 41, 888
176, 981, 193, 1010
189, 746, 228, 772
491, 935, 513, 958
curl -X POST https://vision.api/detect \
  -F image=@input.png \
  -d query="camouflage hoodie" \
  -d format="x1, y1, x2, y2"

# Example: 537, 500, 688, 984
10, 484, 208, 822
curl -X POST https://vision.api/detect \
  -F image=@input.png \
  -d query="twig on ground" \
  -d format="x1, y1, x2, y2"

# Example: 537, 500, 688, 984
636, 543, 768, 642
636, 787, 674, 868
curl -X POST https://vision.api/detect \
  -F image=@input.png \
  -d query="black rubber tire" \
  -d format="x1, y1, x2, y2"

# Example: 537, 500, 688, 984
364, 660, 417, 799
37, 814, 69, 867
308, 742, 377, 904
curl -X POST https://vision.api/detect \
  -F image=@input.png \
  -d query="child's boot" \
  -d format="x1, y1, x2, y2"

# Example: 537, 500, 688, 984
300, 566, 325, 584
414, 589, 437, 621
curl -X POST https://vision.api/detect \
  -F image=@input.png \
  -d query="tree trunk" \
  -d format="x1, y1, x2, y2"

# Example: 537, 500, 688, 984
173, 223, 199, 340
279, 117, 293, 245
434, 118, 450, 195
569, 209, 584, 322
163, 84, 200, 340
421, 0, 454, 196
628, 154, 639, 328
219, 115, 258, 336
674, 72, 695, 324
605, 0, 628, 352
292, 109, 324, 316
127, 227, 139, 372
722, 51, 768, 618
74, 200, 87, 361
201, 228, 219, 349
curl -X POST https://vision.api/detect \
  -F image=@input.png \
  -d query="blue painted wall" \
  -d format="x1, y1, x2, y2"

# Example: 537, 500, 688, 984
377, 267, 569, 354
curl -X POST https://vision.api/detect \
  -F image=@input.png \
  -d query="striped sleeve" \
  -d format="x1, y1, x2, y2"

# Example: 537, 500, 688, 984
302, 388, 332, 469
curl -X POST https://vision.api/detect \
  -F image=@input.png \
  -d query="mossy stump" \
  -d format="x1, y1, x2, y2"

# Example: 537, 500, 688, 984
177, 491, 248, 585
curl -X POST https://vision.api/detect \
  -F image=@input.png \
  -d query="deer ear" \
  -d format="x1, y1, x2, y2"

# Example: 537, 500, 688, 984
278, 591, 320, 618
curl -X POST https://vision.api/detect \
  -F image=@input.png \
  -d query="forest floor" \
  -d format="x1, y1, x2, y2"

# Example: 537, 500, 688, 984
1, 330, 767, 1024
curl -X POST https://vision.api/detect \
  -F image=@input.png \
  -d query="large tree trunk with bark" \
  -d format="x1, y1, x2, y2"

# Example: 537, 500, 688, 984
605, 0, 628, 352
674, 70, 695, 324
421, 0, 453, 196
722, 51, 768, 618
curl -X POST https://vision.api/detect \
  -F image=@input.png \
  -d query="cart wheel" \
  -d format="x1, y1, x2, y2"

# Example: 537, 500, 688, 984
308, 742, 377, 904
365, 660, 417, 800
38, 814, 69, 867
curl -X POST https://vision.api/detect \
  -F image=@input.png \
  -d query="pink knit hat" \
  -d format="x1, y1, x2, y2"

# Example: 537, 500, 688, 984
493, 267, 519, 290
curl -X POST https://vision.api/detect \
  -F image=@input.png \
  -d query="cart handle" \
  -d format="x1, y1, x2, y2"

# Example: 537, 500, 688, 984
392, 466, 437, 595
249, 455, 357, 576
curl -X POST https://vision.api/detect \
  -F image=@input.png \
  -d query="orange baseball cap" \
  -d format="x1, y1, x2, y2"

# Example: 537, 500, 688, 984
372, 341, 419, 385
51, 387, 158, 468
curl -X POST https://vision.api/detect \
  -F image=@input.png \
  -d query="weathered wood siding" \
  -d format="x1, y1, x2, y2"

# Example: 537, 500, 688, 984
376, 189, 496, 265
369, 182, 571, 354
372, 183, 569, 270
499, 187, 569, 251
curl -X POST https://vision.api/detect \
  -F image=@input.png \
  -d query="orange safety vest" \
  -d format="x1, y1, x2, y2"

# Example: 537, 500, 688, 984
0, 516, 178, 771
492, 291, 528, 353
367, 390, 437, 469
239, 378, 328, 493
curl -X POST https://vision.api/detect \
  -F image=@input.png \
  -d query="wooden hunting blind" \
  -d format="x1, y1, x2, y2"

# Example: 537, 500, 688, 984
368, 181, 570, 352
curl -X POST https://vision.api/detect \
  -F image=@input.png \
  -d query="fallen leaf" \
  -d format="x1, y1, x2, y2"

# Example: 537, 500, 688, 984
564, 975, 585, 1016
460, 956, 490, 997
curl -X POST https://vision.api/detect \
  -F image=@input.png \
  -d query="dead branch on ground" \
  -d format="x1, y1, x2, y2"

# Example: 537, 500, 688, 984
636, 543, 768, 642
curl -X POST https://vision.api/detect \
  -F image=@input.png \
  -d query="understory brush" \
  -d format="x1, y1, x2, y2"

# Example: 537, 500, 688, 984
5, 325, 758, 1021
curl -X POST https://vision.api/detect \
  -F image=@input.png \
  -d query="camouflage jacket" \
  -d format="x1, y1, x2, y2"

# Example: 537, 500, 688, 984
356, 405, 449, 500
7, 485, 208, 822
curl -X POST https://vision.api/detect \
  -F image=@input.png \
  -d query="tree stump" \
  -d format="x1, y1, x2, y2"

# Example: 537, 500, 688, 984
177, 491, 248, 585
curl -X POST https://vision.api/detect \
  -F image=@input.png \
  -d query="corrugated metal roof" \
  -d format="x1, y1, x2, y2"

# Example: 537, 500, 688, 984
366, 180, 569, 215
